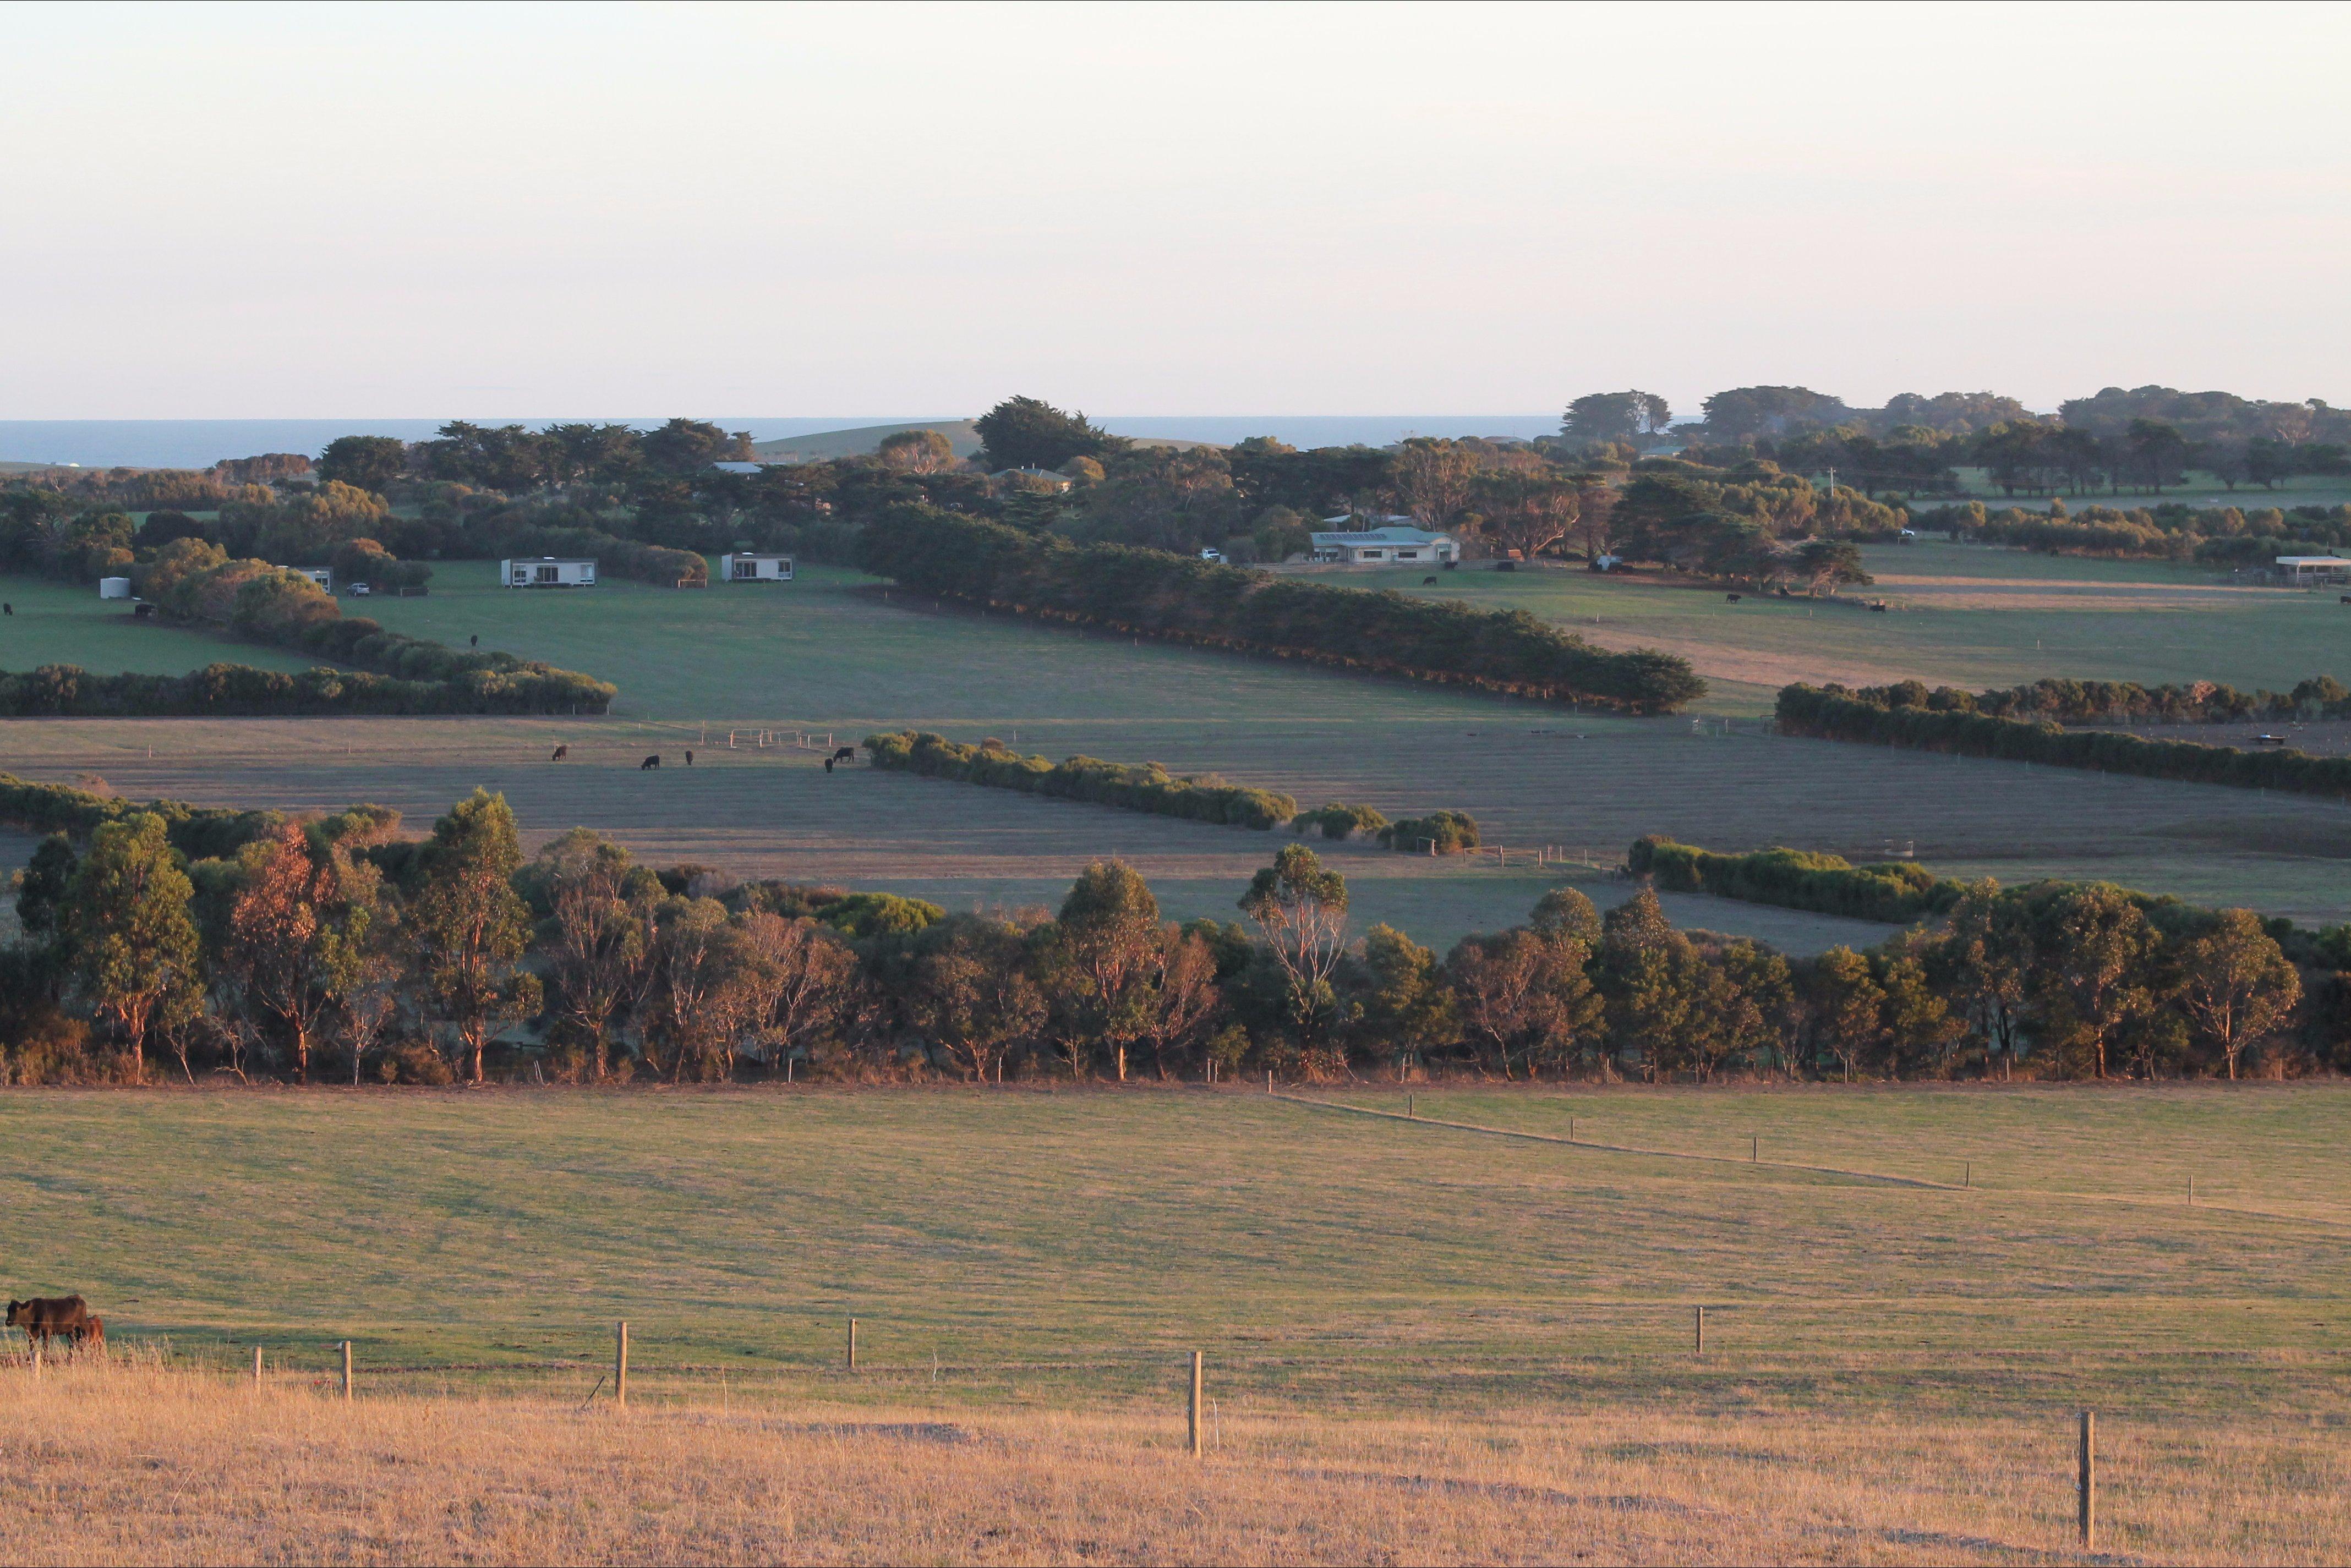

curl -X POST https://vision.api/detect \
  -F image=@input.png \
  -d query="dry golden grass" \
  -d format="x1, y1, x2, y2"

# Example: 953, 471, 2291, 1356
4, 1357, 2348, 1565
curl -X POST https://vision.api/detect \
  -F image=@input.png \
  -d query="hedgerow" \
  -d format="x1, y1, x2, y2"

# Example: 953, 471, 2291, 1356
855, 506, 1705, 714
1777, 682, 2351, 799
863, 731, 1299, 828
1627, 835, 1964, 923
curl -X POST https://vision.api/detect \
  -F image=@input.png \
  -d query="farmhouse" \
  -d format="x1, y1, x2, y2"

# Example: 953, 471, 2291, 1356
721, 551, 795, 582
1309, 523, 1459, 565
501, 557, 598, 588
2276, 555, 2350, 585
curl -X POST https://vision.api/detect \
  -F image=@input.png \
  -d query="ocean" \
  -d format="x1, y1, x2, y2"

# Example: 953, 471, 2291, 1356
0, 415, 1562, 469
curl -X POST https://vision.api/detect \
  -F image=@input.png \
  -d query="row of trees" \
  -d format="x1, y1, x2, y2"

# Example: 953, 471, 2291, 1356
1776, 682, 2351, 801
856, 505, 1707, 712
1911, 497, 2351, 565
9, 794, 2328, 1087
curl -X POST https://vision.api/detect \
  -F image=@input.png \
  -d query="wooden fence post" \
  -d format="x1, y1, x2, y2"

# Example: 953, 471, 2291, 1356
340, 1341, 352, 1402
252, 1345, 262, 1386
1188, 1351, 1203, 1457
2079, 1410, 2096, 1548
848, 1317, 859, 1370
1694, 1305, 1705, 1357
615, 1320, 629, 1407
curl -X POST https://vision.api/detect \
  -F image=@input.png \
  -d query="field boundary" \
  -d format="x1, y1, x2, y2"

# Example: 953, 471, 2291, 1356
1268, 1092, 1968, 1189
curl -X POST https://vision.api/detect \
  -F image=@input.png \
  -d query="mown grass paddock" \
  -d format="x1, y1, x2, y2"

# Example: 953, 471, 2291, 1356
1316, 540, 2351, 713
6, 1085, 2351, 1562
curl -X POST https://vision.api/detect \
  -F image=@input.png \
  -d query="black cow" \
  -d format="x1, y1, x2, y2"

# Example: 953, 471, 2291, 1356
830, 746, 856, 763
133, 602, 155, 618
1726, 593, 1742, 602
685, 750, 693, 766
824, 756, 834, 774
551, 744, 568, 761
1422, 576, 1437, 585
469, 634, 479, 647
1869, 601, 1889, 613
3, 603, 11, 615
7, 1295, 89, 1346
640, 754, 661, 770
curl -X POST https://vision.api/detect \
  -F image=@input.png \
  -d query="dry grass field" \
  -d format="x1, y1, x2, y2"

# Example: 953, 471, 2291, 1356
7, 1085, 2351, 1563
7, 1363, 2348, 1565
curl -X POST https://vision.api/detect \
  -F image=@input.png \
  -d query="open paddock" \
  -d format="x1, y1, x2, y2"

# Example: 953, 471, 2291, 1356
4, 1085, 2351, 1561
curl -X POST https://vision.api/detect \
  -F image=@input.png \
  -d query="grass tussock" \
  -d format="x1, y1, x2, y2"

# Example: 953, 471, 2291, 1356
3, 1359, 2350, 1565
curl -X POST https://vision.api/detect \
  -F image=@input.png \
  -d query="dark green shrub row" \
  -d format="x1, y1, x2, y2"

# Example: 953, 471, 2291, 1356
1292, 802, 1390, 840
1778, 683, 2351, 799
1627, 835, 1964, 923
855, 506, 1705, 713
1379, 810, 1481, 853
1838, 675, 2351, 724
0, 770, 395, 861
0, 661, 609, 720
863, 731, 1299, 829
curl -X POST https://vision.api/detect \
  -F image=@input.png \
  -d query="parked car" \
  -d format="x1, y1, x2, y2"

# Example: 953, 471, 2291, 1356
347, 582, 371, 596
1199, 549, 1223, 562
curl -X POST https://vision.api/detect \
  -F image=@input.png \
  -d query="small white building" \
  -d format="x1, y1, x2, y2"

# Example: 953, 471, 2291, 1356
501, 557, 598, 588
2276, 555, 2350, 585
98, 576, 132, 600
721, 552, 795, 582
1308, 523, 1459, 566
292, 566, 333, 591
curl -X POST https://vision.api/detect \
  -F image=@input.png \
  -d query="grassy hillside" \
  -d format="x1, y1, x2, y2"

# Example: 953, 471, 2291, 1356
747, 419, 982, 464
6, 1084, 2350, 1423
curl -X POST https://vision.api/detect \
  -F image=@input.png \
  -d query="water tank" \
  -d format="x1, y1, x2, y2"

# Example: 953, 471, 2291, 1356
99, 577, 132, 600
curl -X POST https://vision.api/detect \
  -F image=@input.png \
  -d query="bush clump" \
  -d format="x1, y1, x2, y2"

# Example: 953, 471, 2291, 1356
863, 731, 1299, 829
1379, 810, 1481, 853
1627, 835, 1964, 923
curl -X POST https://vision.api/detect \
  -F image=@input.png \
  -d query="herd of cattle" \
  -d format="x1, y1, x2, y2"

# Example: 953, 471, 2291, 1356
543, 744, 861, 771
7, 1295, 102, 1351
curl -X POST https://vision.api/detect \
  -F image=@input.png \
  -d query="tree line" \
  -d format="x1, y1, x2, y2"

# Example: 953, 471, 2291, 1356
856, 506, 1705, 712
866, 731, 1485, 852
7, 785, 2334, 1087
1911, 496, 2351, 567
1627, 837, 1962, 924
1776, 682, 2351, 800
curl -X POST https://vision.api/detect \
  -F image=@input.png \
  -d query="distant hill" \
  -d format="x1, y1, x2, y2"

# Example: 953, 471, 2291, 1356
747, 419, 1220, 466
747, 421, 983, 464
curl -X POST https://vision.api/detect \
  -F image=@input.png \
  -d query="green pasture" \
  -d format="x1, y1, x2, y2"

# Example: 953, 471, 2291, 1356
6, 1086, 2350, 1423
0, 574, 317, 679
1934, 468, 2351, 513
349, 562, 1521, 725
1312, 540, 2351, 712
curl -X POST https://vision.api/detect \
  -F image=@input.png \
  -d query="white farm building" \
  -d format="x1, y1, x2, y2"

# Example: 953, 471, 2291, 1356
1308, 523, 1459, 566
721, 552, 795, 582
501, 557, 598, 588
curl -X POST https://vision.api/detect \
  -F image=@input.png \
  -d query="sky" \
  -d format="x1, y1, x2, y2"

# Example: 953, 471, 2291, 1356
3, 1, 2347, 421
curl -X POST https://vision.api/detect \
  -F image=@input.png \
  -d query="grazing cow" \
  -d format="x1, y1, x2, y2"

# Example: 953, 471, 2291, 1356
1869, 601, 1889, 613
551, 744, 568, 761
70, 1315, 102, 1352
134, 602, 155, 618
3, 602, 11, 615
824, 756, 834, 774
1422, 575, 1438, 585
469, 634, 479, 647
7, 1295, 90, 1346
640, 754, 661, 770
2340, 595, 2349, 605
685, 749, 694, 766
1725, 593, 1742, 602
830, 745, 856, 763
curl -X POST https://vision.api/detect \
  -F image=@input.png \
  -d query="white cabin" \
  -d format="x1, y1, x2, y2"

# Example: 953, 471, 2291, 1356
292, 566, 333, 591
501, 557, 598, 588
1308, 523, 1459, 565
721, 552, 795, 583
98, 577, 131, 600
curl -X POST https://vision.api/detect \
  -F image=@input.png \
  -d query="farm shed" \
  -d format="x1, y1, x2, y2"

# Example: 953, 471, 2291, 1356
2276, 555, 2350, 585
501, 557, 598, 588
721, 552, 795, 582
98, 576, 131, 599
292, 566, 332, 590
1308, 524, 1459, 565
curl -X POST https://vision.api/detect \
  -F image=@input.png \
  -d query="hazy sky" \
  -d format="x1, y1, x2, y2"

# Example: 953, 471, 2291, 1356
4, 1, 2346, 420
